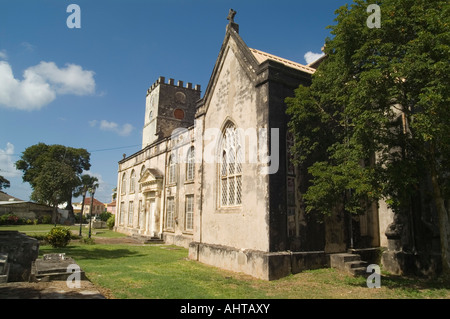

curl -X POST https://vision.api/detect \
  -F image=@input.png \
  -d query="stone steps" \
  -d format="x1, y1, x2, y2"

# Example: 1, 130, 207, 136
0, 231, 39, 282
131, 234, 164, 244
330, 253, 368, 276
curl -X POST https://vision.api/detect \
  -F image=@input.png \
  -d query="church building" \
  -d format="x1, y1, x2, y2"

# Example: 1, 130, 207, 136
115, 11, 439, 280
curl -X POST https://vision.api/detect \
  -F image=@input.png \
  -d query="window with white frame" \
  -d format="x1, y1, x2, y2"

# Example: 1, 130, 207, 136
168, 154, 176, 184
219, 122, 242, 207
186, 147, 195, 181
185, 195, 194, 231
128, 201, 134, 226
130, 170, 136, 193
166, 197, 175, 229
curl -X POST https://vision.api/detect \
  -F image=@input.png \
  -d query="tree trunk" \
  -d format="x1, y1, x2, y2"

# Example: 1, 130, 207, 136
52, 205, 58, 225
65, 195, 75, 224
430, 166, 450, 276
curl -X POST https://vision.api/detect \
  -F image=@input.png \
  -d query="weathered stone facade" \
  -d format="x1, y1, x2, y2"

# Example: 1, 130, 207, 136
116, 17, 388, 280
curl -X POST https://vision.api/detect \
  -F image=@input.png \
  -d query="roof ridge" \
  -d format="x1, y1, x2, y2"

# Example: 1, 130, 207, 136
249, 48, 316, 74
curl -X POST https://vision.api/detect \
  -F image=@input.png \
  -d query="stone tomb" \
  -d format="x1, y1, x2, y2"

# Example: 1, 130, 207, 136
31, 253, 86, 282
0, 231, 39, 282
0, 253, 9, 283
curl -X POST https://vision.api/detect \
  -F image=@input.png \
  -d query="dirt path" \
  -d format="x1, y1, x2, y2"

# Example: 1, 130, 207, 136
0, 280, 106, 299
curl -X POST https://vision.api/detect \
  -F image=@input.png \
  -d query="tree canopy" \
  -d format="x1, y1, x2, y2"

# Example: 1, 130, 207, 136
15, 143, 91, 222
74, 174, 99, 198
286, 0, 450, 274
0, 173, 10, 191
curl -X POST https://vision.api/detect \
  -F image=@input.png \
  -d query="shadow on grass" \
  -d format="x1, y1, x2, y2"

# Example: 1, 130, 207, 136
348, 272, 450, 291
38, 246, 146, 261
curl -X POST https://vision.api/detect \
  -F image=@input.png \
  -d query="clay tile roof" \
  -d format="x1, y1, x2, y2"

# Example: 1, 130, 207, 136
83, 197, 104, 206
249, 48, 316, 74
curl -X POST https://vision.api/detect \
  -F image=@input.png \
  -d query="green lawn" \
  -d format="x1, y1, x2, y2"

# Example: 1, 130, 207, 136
2, 225, 450, 299
39, 243, 450, 299
0, 224, 126, 238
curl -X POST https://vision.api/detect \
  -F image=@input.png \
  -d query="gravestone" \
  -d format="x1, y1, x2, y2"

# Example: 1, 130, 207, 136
0, 253, 9, 283
31, 253, 86, 282
0, 231, 39, 282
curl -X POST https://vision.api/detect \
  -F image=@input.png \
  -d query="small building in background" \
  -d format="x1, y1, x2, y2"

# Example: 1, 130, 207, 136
81, 197, 105, 218
0, 191, 54, 222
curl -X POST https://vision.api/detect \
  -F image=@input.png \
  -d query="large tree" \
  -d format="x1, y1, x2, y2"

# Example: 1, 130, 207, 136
286, 0, 450, 274
30, 160, 80, 223
0, 172, 10, 191
73, 174, 100, 199
15, 143, 91, 222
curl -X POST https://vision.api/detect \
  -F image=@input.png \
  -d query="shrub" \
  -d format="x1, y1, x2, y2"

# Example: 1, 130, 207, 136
74, 213, 87, 224
99, 211, 112, 222
0, 214, 26, 225
82, 237, 95, 245
106, 215, 115, 230
42, 215, 52, 224
46, 227, 72, 248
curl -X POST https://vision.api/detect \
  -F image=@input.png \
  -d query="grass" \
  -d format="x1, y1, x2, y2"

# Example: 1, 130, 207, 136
0, 223, 126, 239
39, 243, 450, 299
2, 225, 450, 299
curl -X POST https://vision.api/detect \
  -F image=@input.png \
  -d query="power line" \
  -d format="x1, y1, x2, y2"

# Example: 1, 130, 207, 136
0, 144, 141, 157
88, 144, 141, 153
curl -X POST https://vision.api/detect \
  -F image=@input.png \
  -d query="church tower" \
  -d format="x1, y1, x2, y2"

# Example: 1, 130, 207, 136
142, 76, 201, 148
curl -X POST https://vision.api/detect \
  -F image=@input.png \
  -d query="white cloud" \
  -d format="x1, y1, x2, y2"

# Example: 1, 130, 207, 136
0, 142, 21, 178
304, 51, 325, 65
0, 60, 96, 111
0, 50, 7, 60
91, 120, 134, 137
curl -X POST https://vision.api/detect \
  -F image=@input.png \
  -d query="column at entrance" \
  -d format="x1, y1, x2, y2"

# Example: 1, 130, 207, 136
138, 168, 164, 238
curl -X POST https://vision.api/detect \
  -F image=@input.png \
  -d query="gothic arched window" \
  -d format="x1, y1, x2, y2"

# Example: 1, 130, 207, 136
130, 170, 136, 193
168, 154, 176, 184
121, 173, 127, 195
219, 122, 242, 207
186, 146, 195, 181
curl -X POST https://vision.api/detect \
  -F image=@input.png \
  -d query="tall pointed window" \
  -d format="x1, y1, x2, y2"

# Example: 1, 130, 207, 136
186, 146, 195, 181
168, 154, 176, 184
219, 122, 242, 207
121, 173, 127, 195
130, 170, 136, 193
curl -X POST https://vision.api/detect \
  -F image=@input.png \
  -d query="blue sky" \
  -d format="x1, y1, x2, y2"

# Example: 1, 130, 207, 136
0, 0, 350, 204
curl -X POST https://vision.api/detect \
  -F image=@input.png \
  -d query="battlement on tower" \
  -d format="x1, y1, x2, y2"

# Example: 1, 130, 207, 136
147, 76, 201, 96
